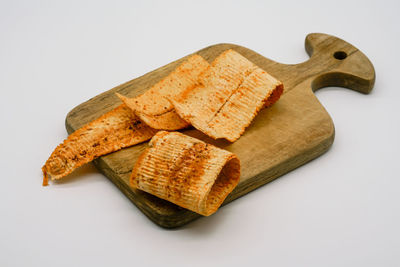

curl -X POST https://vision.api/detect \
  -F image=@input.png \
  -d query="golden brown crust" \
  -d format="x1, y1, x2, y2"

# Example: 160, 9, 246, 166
42, 104, 158, 184
171, 49, 283, 142
117, 54, 210, 130
263, 83, 284, 108
130, 131, 240, 216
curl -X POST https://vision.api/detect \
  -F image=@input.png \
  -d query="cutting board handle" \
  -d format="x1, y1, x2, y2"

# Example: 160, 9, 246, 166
303, 33, 375, 94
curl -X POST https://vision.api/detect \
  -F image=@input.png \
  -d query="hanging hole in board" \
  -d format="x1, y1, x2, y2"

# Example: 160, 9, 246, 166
333, 51, 347, 60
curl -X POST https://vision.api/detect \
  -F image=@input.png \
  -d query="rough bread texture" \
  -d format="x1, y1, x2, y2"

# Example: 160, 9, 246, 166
42, 104, 158, 185
117, 54, 210, 130
171, 49, 283, 142
130, 131, 240, 216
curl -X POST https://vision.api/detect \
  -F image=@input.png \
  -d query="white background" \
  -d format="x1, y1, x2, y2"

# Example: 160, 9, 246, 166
1, 0, 399, 266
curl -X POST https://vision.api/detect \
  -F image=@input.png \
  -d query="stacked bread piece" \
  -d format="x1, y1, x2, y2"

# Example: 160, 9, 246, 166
116, 54, 209, 130
171, 50, 283, 142
42, 50, 283, 216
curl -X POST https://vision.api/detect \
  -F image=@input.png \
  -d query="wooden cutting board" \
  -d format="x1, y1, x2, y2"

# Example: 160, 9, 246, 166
65, 33, 375, 228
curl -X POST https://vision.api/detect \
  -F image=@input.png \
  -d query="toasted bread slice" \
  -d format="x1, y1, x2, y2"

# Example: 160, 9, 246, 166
117, 54, 209, 130
42, 104, 158, 185
171, 49, 283, 142
172, 49, 256, 124
130, 131, 240, 216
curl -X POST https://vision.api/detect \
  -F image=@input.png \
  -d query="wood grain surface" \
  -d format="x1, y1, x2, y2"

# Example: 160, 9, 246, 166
65, 33, 375, 228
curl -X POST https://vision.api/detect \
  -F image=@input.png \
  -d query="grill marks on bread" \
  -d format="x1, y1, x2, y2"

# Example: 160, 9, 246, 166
171, 49, 283, 142
42, 104, 158, 185
130, 131, 240, 216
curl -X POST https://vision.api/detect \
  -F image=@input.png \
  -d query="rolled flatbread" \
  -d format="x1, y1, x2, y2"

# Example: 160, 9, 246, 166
42, 104, 158, 185
130, 131, 240, 216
